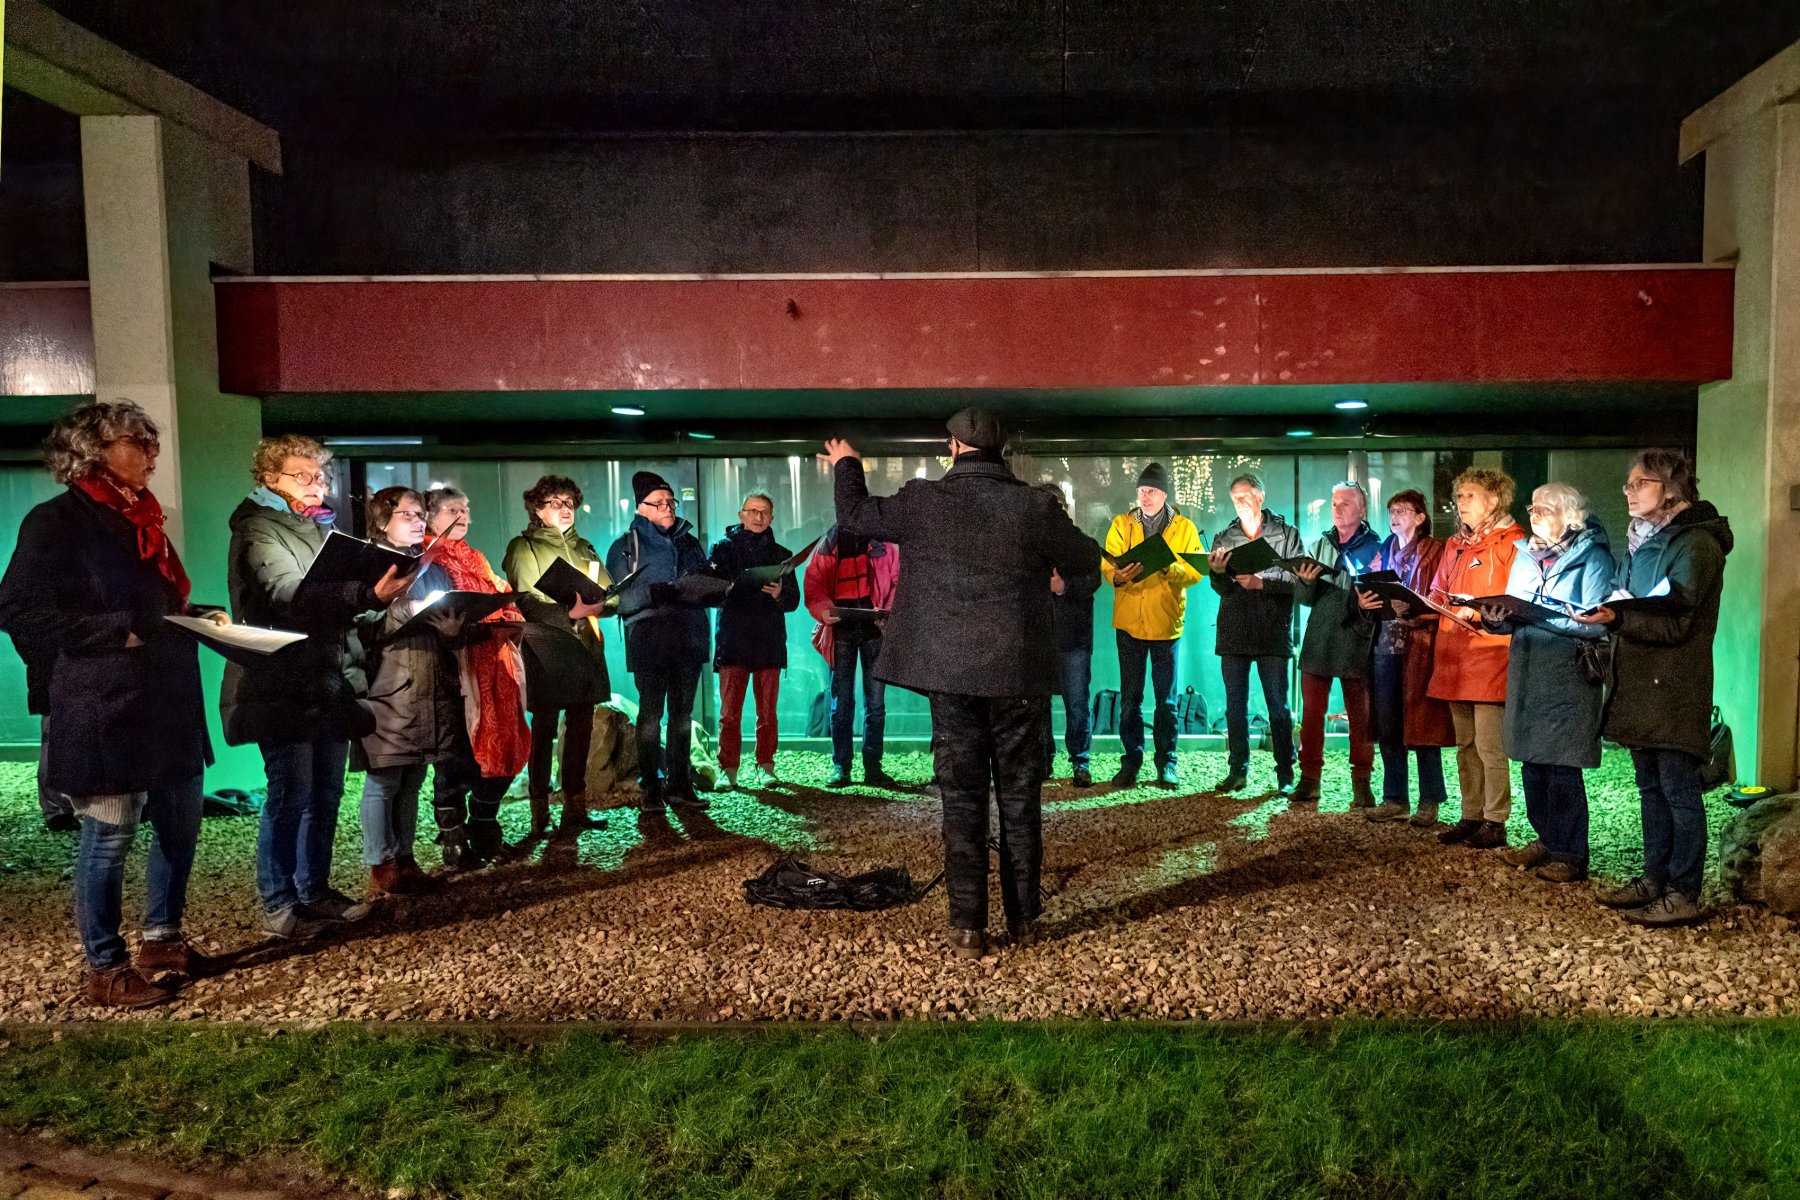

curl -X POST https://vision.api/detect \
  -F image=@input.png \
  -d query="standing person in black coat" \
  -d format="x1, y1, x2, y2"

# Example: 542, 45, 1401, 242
825, 409, 1102, 960
1035, 483, 1101, 788
0, 401, 224, 1009
709, 492, 801, 789
1579, 450, 1732, 928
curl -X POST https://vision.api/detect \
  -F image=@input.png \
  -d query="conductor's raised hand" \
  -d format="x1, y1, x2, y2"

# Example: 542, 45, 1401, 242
373, 563, 417, 605
820, 438, 861, 465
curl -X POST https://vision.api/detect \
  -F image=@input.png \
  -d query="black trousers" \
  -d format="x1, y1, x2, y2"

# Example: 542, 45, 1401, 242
633, 658, 702, 788
928, 691, 1052, 931
528, 705, 593, 801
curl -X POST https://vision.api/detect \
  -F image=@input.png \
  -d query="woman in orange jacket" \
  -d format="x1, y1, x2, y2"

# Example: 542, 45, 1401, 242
1426, 467, 1519, 850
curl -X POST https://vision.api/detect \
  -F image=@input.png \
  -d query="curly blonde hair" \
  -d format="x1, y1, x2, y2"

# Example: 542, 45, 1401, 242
42, 399, 159, 485
251, 434, 332, 486
1450, 466, 1515, 514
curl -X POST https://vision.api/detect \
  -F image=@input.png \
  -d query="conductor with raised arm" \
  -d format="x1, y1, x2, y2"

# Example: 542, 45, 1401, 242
824, 409, 1102, 961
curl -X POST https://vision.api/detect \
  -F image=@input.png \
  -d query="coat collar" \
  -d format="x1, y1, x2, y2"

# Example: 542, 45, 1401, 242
943, 456, 1022, 484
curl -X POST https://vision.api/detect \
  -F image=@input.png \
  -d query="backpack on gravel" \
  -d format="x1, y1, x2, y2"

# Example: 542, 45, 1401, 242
743, 857, 940, 911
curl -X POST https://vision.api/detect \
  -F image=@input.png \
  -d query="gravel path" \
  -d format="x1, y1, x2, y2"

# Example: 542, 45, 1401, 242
1, 751, 1794, 1024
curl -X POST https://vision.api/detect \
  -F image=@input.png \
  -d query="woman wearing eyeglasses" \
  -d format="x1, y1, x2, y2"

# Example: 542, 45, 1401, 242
502, 475, 611, 836
223, 435, 415, 940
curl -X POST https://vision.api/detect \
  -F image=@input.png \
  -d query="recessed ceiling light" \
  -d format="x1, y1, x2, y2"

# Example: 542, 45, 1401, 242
1334, 399, 1369, 411
610, 405, 646, 417
1286, 428, 1315, 438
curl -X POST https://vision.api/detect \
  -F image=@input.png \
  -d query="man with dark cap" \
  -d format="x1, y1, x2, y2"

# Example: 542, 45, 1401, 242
1101, 462, 1205, 788
823, 408, 1101, 960
604, 471, 717, 811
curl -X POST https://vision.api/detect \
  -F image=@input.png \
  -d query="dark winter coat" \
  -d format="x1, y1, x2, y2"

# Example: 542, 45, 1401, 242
1601, 502, 1733, 760
220, 496, 376, 746
605, 514, 713, 672
502, 524, 610, 711
1372, 532, 1454, 748
1296, 523, 1381, 679
1208, 510, 1302, 659
0, 487, 212, 795
832, 454, 1102, 697
355, 547, 464, 770
709, 524, 801, 671
1494, 522, 1615, 768
1050, 562, 1101, 653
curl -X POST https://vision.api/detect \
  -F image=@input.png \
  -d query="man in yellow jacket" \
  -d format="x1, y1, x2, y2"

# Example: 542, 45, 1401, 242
1102, 462, 1205, 788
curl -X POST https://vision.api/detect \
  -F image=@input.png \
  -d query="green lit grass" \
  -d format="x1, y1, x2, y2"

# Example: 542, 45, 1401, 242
4, 1022, 1800, 1199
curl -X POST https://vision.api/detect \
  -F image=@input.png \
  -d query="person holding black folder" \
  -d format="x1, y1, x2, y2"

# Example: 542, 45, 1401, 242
1101, 462, 1205, 789
1037, 484, 1102, 788
224, 434, 413, 941
824, 408, 1102, 959
1206, 473, 1302, 795
1474, 484, 1613, 885
709, 492, 802, 788
1577, 450, 1733, 927
0, 401, 225, 1007
502, 475, 611, 836
1290, 482, 1382, 808
605, 471, 719, 812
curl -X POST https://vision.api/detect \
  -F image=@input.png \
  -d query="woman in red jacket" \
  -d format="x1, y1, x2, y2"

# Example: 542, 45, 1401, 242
1426, 467, 1519, 850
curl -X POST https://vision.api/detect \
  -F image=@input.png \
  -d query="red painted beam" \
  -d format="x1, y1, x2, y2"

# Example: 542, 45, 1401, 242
212, 268, 1734, 395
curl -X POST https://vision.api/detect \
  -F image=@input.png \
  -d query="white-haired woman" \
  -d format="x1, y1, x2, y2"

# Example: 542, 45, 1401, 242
0, 400, 226, 1008
1478, 483, 1614, 883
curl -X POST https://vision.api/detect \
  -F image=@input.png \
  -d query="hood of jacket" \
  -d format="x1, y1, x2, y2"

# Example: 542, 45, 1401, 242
1665, 501, 1734, 557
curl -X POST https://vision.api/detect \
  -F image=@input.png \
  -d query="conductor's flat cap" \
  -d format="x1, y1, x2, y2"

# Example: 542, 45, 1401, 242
946, 407, 1005, 451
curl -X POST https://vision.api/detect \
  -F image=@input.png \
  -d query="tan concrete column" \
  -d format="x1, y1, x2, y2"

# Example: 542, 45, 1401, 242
1686, 49, 1800, 791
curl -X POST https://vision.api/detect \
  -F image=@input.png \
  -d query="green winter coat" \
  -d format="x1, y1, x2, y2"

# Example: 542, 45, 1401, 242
502, 524, 611, 712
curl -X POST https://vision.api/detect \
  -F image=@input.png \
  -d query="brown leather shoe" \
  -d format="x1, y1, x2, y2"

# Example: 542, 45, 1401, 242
1348, 778, 1376, 809
84, 963, 175, 1009
370, 860, 404, 896
396, 855, 439, 893
1535, 860, 1589, 884
1467, 820, 1510, 850
136, 936, 214, 980
949, 929, 987, 960
1499, 840, 1551, 869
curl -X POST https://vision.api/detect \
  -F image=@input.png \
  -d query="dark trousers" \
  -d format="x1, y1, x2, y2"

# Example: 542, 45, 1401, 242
1521, 761, 1589, 864
1299, 672, 1373, 782
1042, 644, 1093, 770
634, 658, 702, 788
831, 632, 887, 771
433, 742, 510, 835
37, 714, 72, 824
256, 737, 350, 914
528, 705, 593, 800
1631, 747, 1706, 897
1219, 653, 1295, 780
1370, 651, 1446, 808
1116, 630, 1178, 769
929, 692, 1051, 931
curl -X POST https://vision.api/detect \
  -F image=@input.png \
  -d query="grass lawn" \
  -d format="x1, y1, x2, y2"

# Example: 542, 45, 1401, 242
4, 1021, 1799, 1198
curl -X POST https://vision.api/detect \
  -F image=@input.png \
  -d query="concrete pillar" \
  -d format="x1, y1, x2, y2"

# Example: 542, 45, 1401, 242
81, 113, 264, 787
1688, 70, 1800, 791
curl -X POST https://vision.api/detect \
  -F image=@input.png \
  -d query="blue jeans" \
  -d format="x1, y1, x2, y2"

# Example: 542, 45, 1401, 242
74, 775, 204, 970
1521, 761, 1588, 864
1041, 645, 1094, 770
1370, 650, 1447, 809
1631, 747, 1706, 897
1116, 631, 1178, 770
257, 738, 351, 913
360, 764, 425, 866
831, 632, 887, 771
634, 657, 703, 788
1220, 653, 1295, 781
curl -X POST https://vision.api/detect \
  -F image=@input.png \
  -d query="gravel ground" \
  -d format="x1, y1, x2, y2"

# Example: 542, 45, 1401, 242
1, 750, 1795, 1024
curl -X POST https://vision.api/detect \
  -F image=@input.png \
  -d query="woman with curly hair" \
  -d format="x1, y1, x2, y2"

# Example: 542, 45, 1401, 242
0, 400, 226, 1008
502, 474, 610, 835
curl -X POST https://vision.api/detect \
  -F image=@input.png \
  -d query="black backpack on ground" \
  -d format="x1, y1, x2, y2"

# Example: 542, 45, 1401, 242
1701, 707, 1734, 790
743, 857, 937, 912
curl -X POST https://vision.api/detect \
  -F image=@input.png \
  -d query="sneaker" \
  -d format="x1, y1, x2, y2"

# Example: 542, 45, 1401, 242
1596, 876, 1666, 909
723, 768, 739, 790
1535, 861, 1589, 884
1156, 761, 1180, 788
1213, 770, 1249, 794
757, 763, 780, 785
1437, 818, 1483, 845
864, 768, 902, 790
305, 887, 372, 923
1408, 803, 1440, 828
1621, 890, 1701, 927
261, 903, 330, 941
1348, 779, 1376, 809
1499, 840, 1551, 868
1071, 766, 1093, 789
83, 963, 173, 1010
826, 767, 853, 788
1365, 801, 1409, 823
136, 935, 214, 980
1276, 777, 1296, 799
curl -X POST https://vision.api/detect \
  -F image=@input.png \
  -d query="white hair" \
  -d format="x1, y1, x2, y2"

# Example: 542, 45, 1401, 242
1532, 482, 1587, 527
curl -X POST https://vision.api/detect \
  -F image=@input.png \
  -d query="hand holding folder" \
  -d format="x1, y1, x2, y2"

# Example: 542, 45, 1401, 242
738, 536, 822, 588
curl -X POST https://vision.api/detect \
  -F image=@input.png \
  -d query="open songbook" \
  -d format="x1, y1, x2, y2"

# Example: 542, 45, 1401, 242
1357, 577, 1484, 633
1103, 533, 1176, 575
394, 589, 520, 636
533, 557, 640, 608
1219, 538, 1340, 578
738, 535, 822, 587
164, 615, 307, 666
1452, 593, 1584, 627
1593, 577, 1678, 616
304, 530, 440, 589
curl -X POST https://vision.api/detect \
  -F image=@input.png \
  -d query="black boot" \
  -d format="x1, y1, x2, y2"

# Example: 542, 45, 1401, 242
527, 794, 551, 838
438, 826, 474, 872
469, 796, 508, 862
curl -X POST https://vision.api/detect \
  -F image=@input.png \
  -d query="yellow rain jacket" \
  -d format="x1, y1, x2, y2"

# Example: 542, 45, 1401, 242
1102, 507, 1205, 640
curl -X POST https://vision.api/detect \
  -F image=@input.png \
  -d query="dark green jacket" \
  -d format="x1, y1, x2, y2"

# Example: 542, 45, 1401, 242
502, 525, 611, 711
1296, 523, 1381, 679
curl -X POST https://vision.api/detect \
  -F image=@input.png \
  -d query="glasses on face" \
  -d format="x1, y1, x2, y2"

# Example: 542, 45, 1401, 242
117, 435, 160, 454
280, 469, 330, 487
393, 508, 425, 522
643, 499, 678, 512
1526, 504, 1557, 517
1622, 477, 1659, 494
740, 508, 772, 519
540, 497, 576, 511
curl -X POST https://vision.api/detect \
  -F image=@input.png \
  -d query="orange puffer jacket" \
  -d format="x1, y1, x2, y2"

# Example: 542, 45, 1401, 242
1425, 520, 1520, 704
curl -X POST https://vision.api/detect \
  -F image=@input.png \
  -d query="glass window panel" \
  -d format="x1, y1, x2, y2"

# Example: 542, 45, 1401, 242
0, 467, 65, 743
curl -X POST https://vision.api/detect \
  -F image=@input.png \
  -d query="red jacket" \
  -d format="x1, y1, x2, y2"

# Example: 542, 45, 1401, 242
803, 526, 899, 664
1426, 520, 1519, 704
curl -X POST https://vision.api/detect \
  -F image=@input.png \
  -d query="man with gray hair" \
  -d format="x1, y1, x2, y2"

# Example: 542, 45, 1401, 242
708, 490, 802, 787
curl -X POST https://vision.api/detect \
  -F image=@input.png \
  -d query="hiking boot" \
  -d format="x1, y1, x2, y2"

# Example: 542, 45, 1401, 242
949, 929, 987, 960
1408, 803, 1440, 828
1535, 861, 1589, 884
136, 935, 213, 980
438, 830, 476, 873
1071, 766, 1093, 789
638, 780, 667, 812
1621, 890, 1700, 928
306, 887, 372, 923
1365, 801, 1410, 823
369, 860, 404, 896
825, 766, 853, 788
1437, 818, 1483, 845
83, 963, 173, 1010
1500, 840, 1551, 869
396, 855, 438, 894
1596, 876, 1665, 909
1213, 770, 1249, 794
528, 794, 552, 838
1156, 761, 1180, 788
1349, 779, 1377, 809
261, 903, 329, 941
469, 822, 508, 864
864, 767, 902, 790
1289, 777, 1321, 807
1469, 820, 1510, 850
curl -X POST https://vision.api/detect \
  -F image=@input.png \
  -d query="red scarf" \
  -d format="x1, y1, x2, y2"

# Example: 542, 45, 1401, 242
422, 533, 529, 778
75, 474, 191, 603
